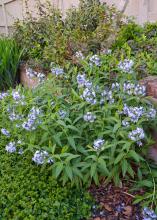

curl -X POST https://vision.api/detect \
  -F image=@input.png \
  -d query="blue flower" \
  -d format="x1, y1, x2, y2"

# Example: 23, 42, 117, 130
83, 112, 96, 122
32, 150, 49, 165
51, 67, 64, 76
89, 55, 101, 66
128, 127, 145, 145
1, 128, 10, 137
118, 59, 134, 73
93, 138, 105, 150
143, 207, 157, 219
5, 142, 16, 153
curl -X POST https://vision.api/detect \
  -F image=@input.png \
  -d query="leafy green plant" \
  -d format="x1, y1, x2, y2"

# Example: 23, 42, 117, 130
0, 38, 21, 90
0, 143, 93, 219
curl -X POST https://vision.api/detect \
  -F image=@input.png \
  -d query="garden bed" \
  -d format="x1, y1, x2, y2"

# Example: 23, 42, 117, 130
1, 0, 157, 219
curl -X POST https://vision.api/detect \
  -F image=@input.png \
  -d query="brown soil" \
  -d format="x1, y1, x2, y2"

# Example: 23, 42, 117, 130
89, 183, 144, 220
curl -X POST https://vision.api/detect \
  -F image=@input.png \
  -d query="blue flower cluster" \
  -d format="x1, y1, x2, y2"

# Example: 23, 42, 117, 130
89, 55, 101, 66
142, 207, 157, 220
123, 104, 145, 123
77, 74, 92, 88
83, 112, 96, 123
1, 128, 10, 137
51, 67, 64, 76
100, 90, 114, 104
22, 107, 41, 131
118, 59, 134, 73
58, 109, 67, 119
26, 68, 45, 82
93, 138, 105, 150
32, 150, 53, 165
128, 127, 145, 146
0, 92, 8, 100
12, 90, 25, 105
122, 104, 156, 124
5, 141, 23, 154
123, 82, 146, 96
82, 88, 96, 105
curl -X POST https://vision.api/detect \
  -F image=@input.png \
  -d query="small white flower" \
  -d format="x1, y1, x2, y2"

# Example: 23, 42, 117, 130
18, 148, 24, 155
89, 55, 101, 66
1, 128, 10, 137
6, 142, 16, 153
75, 51, 84, 59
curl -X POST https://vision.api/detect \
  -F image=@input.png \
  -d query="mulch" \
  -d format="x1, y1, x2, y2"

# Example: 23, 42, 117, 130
89, 183, 144, 220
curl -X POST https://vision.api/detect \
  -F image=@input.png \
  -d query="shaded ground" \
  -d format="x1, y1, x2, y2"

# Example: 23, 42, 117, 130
89, 183, 143, 220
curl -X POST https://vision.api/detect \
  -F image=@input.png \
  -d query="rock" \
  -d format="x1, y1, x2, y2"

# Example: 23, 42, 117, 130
93, 217, 101, 220
123, 205, 133, 217
140, 76, 157, 98
103, 203, 112, 212
20, 64, 39, 89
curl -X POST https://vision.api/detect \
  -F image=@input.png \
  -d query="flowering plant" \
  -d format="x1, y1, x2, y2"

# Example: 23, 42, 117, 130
0, 53, 156, 189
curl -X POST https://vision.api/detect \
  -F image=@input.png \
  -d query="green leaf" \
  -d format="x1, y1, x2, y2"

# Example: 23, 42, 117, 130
128, 150, 140, 162
53, 134, 62, 146
67, 136, 76, 151
65, 154, 80, 162
72, 167, 83, 179
113, 123, 121, 133
90, 163, 97, 178
121, 159, 128, 177
127, 164, 135, 178
98, 158, 109, 175
55, 162, 63, 178
67, 125, 80, 133
65, 165, 73, 181
114, 153, 125, 165
137, 180, 153, 188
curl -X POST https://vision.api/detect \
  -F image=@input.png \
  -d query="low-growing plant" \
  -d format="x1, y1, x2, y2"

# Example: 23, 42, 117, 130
0, 143, 93, 219
0, 38, 22, 90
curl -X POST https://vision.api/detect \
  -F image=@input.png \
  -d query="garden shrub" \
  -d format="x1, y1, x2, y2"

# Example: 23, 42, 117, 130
0, 38, 21, 90
0, 145, 93, 219
13, 0, 126, 66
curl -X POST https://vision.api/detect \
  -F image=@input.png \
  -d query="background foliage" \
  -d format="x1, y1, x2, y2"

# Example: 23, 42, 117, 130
0, 38, 21, 90
13, 0, 126, 66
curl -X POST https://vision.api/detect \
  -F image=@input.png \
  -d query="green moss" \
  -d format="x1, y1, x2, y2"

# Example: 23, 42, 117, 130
0, 148, 93, 219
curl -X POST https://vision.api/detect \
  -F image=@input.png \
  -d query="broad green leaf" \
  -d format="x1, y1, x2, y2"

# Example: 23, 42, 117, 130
121, 159, 128, 177
128, 150, 140, 162
114, 153, 125, 165
90, 163, 97, 178
65, 165, 73, 181
67, 136, 76, 150
55, 162, 63, 178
